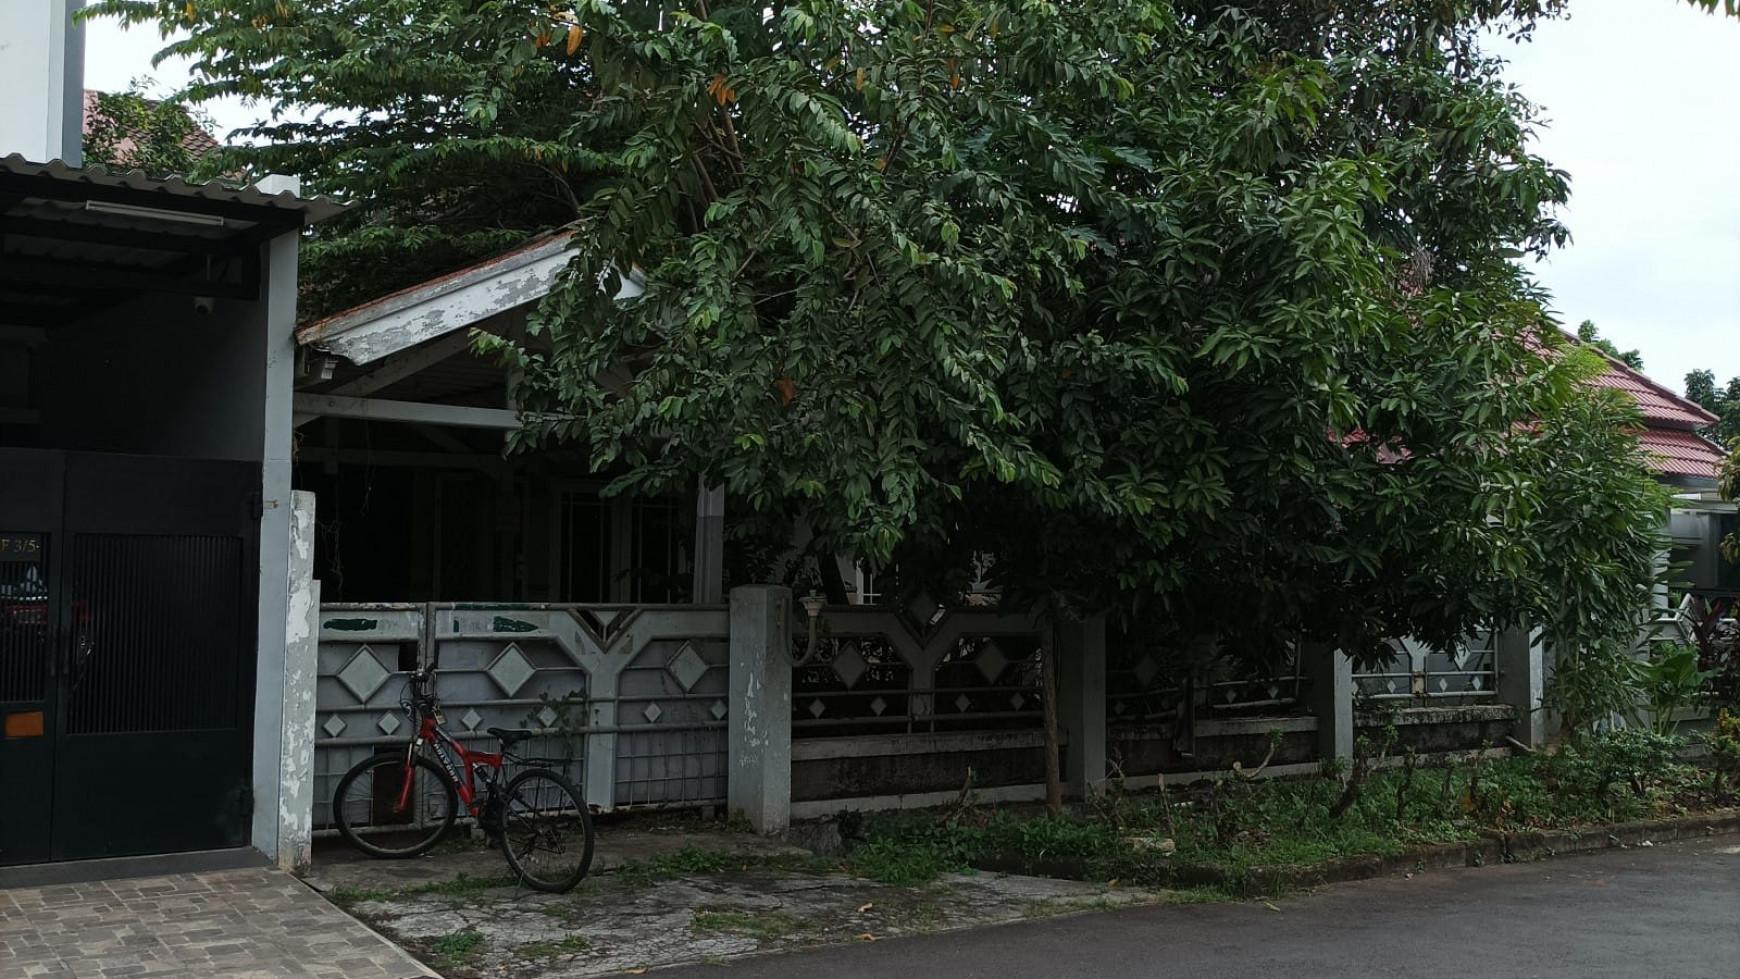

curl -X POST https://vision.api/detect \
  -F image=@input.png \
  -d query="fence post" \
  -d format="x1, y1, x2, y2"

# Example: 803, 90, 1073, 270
1057, 617, 1108, 796
272, 490, 319, 872
727, 585, 792, 833
1305, 642, 1354, 763
1495, 624, 1548, 747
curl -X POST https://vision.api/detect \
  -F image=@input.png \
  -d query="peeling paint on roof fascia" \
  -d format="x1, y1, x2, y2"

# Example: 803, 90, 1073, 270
295, 232, 645, 367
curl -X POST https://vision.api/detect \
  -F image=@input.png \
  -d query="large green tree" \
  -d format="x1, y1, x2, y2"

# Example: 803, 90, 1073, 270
97, 0, 1669, 781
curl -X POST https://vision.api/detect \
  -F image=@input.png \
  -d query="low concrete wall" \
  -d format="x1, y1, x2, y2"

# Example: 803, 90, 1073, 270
1356, 704, 1518, 753
791, 730, 1061, 804
1112, 716, 1319, 778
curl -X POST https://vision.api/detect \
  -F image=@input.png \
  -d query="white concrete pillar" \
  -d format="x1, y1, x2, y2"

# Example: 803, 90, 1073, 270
0, 0, 84, 165
1305, 643, 1354, 763
727, 585, 792, 833
1495, 624, 1549, 747
273, 491, 319, 871
250, 223, 303, 863
1057, 617, 1107, 796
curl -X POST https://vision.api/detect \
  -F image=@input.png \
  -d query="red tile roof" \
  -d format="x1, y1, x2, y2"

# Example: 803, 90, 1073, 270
1638, 428, 1727, 479
1579, 346, 1720, 431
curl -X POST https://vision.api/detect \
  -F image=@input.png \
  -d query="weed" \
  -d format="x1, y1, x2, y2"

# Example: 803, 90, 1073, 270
428, 929, 486, 970
519, 935, 589, 959
401, 873, 517, 898
691, 908, 806, 942
322, 885, 391, 907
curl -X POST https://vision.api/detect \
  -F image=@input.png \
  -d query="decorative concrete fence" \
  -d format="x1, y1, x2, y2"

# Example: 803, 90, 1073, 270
313, 602, 730, 829
301, 586, 1550, 839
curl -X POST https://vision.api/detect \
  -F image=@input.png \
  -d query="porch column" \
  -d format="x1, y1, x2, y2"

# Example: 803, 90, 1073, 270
272, 491, 320, 871
1495, 623, 1549, 747
1304, 642, 1354, 763
692, 481, 725, 603
727, 585, 791, 833
251, 210, 304, 865
1056, 617, 1108, 797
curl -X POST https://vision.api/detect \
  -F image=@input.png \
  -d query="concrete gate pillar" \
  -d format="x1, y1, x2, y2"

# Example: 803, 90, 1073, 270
1304, 642, 1355, 763
1495, 624, 1549, 747
1057, 617, 1108, 797
727, 585, 793, 833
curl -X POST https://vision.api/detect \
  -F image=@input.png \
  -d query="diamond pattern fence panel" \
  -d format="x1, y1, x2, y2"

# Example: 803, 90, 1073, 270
314, 603, 730, 832
792, 604, 1044, 738
1106, 627, 1311, 733
1354, 632, 1497, 704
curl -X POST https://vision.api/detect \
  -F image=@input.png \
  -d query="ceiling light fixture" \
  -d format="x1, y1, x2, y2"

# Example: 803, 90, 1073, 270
83, 200, 226, 227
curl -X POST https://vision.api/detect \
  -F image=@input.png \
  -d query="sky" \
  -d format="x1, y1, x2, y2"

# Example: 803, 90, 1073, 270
81, 0, 1740, 395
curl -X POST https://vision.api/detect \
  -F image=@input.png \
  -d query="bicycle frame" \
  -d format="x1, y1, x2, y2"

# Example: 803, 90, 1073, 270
401, 710, 503, 817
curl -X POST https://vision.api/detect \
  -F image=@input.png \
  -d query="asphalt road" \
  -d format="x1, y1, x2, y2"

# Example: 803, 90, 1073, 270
651, 838, 1740, 979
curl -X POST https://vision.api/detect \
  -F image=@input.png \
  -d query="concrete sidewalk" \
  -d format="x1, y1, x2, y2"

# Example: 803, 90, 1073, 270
0, 864, 435, 979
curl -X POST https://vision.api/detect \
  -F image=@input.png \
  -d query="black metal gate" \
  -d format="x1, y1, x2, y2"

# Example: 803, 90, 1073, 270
0, 450, 258, 865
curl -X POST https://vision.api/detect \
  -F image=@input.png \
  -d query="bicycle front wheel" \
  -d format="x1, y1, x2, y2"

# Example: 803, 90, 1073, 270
332, 751, 458, 859
496, 769, 595, 892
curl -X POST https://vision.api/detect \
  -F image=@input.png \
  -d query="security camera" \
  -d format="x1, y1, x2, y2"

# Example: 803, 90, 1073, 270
193, 297, 215, 315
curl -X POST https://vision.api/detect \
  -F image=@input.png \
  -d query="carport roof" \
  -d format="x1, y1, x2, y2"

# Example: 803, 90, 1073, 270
0, 154, 346, 326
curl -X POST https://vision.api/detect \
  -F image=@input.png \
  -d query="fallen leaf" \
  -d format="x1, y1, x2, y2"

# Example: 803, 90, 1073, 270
1106, 878, 1119, 888
857, 933, 877, 942
857, 902, 874, 913
1264, 902, 1280, 912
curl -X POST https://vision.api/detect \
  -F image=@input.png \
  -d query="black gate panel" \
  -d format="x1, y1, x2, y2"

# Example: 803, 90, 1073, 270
50, 453, 259, 861
0, 449, 62, 866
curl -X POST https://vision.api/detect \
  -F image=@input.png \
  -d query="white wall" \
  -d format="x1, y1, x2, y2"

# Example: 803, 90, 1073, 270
0, 0, 84, 165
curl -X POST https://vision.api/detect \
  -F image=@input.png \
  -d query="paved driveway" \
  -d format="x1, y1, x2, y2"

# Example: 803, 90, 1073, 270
652, 837, 1740, 979
0, 864, 434, 979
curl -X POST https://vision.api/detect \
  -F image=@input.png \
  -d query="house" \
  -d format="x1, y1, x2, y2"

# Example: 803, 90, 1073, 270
0, 3, 342, 870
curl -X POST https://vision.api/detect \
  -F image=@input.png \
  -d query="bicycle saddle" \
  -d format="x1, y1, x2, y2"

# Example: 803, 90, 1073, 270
488, 727, 534, 746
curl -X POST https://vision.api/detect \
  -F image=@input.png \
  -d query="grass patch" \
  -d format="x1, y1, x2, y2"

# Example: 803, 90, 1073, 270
691, 908, 807, 942
614, 845, 834, 887
428, 929, 486, 970
842, 732, 1730, 895
322, 885, 392, 907
519, 935, 589, 959
401, 873, 517, 898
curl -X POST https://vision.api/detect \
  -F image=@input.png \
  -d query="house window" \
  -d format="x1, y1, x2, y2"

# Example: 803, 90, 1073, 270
556, 489, 612, 603
552, 486, 689, 604
630, 498, 685, 603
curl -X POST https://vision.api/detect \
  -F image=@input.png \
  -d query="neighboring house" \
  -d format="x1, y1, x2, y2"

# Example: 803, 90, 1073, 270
81, 88, 223, 169
1, 6, 342, 873
1572, 339, 1732, 603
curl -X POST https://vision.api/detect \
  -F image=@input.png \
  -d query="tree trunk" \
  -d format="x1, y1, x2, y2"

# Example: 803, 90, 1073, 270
1040, 618, 1064, 814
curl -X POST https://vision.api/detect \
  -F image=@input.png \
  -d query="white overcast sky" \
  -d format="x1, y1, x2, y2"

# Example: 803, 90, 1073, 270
82, 0, 1740, 394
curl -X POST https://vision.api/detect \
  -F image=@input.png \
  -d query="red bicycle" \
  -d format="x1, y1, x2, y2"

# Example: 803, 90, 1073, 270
331, 668, 595, 893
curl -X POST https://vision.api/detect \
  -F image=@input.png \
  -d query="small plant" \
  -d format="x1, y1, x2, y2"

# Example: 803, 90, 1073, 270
1631, 644, 1716, 735
429, 929, 486, 969
691, 908, 806, 942
1550, 729, 1683, 801
519, 935, 589, 959
1703, 708, 1740, 794
526, 688, 590, 765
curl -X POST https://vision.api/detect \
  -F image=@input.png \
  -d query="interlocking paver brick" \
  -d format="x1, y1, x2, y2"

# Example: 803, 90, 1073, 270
0, 867, 435, 979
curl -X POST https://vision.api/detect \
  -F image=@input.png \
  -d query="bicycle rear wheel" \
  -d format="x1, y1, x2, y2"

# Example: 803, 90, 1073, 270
496, 768, 594, 892
332, 752, 458, 858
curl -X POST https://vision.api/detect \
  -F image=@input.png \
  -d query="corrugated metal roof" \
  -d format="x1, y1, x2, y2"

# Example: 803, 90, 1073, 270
1638, 427, 1726, 480
0, 154, 348, 223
